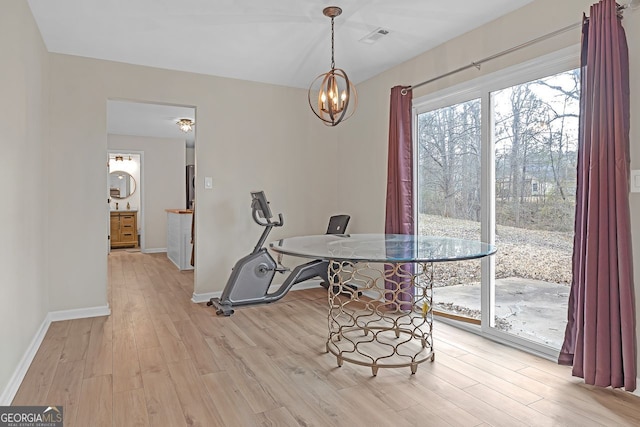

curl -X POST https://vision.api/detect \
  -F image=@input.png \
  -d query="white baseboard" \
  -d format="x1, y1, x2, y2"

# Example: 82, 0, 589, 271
191, 280, 325, 304
48, 305, 111, 322
142, 248, 166, 254
0, 316, 51, 405
0, 304, 111, 405
632, 380, 640, 397
270, 279, 324, 293
192, 291, 221, 304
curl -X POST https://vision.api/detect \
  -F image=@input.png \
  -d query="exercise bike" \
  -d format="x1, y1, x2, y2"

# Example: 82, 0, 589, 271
208, 191, 349, 316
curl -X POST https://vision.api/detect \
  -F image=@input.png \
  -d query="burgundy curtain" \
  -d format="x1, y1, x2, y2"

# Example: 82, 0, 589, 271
558, 0, 636, 392
385, 86, 414, 310
385, 86, 414, 234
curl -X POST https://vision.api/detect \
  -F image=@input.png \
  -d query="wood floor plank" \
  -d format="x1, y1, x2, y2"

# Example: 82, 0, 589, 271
396, 403, 458, 427
166, 359, 225, 427
113, 388, 150, 427
127, 290, 151, 324
157, 291, 191, 322
75, 375, 113, 427
47, 320, 72, 338
172, 319, 221, 375
201, 371, 261, 427
218, 319, 257, 349
528, 397, 610, 427
435, 351, 542, 405
336, 383, 413, 427
152, 313, 191, 363
83, 316, 113, 379
463, 383, 554, 427
60, 318, 93, 363
394, 377, 482, 427
111, 286, 133, 331
112, 325, 143, 393
284, 336, 362, 390
138, 347, 188, 427
414, 354, 479, 390
204, 337, 281, 414
404, 367, 528, 426
188, 311, 226, 339
234, 348, 342, 426
12, 335, 66, 405
276, 354, 405, 426
45, 360, 85, 427
132, 318, 160, 351
255, 406, 302, 426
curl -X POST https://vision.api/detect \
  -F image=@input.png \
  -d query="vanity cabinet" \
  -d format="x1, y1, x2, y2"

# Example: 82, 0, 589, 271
110, 211, 138, 248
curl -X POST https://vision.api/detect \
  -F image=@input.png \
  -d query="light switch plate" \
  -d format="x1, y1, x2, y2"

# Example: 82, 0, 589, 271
204, 176, 213, 189
631, 170, 640, 193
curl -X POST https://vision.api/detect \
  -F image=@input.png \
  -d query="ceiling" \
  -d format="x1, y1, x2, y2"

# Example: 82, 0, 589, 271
29, 0, 534, 141
107, 101, 196, 147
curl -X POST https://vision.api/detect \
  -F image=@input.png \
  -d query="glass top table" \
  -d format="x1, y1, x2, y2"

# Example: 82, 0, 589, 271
269, 233, 496, 263
269, 234, 496, 376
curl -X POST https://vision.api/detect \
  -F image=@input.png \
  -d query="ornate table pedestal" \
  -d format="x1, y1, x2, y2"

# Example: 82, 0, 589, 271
326, 261, 434, 376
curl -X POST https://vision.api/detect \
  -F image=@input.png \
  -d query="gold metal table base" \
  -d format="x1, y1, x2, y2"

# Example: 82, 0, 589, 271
326, 261, 434, 376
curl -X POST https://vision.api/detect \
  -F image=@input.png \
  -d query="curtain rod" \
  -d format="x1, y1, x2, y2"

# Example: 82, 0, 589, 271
401, 1, 635, 96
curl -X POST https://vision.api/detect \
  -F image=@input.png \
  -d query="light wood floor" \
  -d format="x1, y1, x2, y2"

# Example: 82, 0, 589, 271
13, 251, 640, 426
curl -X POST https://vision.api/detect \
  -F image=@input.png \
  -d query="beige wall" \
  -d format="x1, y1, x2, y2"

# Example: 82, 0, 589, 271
46, 53, 340, 307
337, 0, 640, 375
108, 135, 185, 251
0, 0, 49, 402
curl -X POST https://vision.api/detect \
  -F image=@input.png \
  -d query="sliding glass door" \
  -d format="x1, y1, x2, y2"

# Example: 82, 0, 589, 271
414, 49, 580, 356
490, 70, 578, 349
416, 99, 482, 324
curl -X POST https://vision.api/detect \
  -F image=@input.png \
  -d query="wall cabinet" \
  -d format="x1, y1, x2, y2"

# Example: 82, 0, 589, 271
110, 211, 138, 248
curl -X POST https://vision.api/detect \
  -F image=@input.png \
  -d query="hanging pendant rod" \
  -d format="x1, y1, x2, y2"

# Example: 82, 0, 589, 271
401, 2, 634, 96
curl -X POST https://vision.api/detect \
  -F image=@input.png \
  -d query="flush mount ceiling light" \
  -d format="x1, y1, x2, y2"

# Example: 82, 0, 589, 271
308, 6, 357, 127
177, 118, 195, 133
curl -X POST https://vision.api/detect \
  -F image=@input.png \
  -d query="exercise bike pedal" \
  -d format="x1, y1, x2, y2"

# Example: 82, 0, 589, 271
274, 266, 290, 274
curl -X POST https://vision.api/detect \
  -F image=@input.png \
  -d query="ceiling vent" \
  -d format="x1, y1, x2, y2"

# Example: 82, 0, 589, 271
359, 27, 390, 44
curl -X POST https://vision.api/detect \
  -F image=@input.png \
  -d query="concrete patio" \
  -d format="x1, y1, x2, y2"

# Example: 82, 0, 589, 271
434, 277, 570, 349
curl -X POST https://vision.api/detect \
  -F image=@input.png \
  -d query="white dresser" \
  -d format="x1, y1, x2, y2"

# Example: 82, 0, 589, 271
166, 209, 194, 270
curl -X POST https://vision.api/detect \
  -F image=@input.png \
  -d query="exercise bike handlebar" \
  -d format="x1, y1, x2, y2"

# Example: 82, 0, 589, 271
252, 208, 284, 227
251, 208, 283, 255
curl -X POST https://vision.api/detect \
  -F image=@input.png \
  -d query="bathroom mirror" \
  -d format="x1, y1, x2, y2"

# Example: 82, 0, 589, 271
109, 171, 136, 199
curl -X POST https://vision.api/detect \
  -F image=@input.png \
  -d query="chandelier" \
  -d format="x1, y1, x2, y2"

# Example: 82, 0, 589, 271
177, 118, 195, 133
308, 6, 357, 127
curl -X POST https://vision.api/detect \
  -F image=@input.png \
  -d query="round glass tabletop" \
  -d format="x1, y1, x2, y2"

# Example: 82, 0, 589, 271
269, 233, 496, 263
